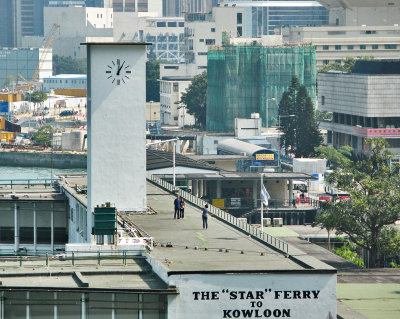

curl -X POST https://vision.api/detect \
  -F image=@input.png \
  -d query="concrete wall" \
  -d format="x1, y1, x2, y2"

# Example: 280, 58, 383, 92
0, 151, 87, 168
167, 273, 337, 319
318, 73, 400, 117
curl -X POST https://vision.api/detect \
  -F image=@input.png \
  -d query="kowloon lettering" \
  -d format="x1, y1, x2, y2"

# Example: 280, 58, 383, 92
223, 309, 291, 318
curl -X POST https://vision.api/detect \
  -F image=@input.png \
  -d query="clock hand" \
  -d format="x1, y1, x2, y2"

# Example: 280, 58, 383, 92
117, 61, 125, 76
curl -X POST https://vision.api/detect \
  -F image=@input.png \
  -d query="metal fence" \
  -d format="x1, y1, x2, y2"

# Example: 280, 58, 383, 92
0, 178, 60, 189
149, 175, 289, 254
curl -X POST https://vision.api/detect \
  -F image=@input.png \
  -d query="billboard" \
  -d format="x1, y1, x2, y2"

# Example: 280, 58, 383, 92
256, 153, 275, 161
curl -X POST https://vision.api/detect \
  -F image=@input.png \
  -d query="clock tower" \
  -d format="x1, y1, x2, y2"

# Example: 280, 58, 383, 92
85, 42, 148, 225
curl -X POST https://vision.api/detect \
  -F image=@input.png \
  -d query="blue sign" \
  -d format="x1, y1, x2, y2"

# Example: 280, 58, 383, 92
0, 101, 9, 113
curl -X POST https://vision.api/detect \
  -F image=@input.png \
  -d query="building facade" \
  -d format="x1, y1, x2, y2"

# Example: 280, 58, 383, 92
318, 61, 400, 155
0, 48, 52, 88
114, 14, 184, 62
220, 0, 329, 36
282, 25, 400, 68
43, 74, 87, 92
22, 6, 114, 58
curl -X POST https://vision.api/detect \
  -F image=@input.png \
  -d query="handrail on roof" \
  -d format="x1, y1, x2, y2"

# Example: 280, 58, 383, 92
148, 175, 289, 255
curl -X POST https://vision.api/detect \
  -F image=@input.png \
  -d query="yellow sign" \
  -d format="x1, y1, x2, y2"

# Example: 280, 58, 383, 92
256, 153, 275, 161
212, 198, 225, 208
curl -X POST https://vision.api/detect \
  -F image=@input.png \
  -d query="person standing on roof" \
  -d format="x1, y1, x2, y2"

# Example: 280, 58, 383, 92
174, 195, 181, 219
202, 204, 209, 229
180, 197, 185, 219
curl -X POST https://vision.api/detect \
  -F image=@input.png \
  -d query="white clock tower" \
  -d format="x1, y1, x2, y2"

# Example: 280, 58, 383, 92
85, 42, 148, 220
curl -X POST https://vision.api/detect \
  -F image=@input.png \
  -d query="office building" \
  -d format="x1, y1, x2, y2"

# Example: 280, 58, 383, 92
318, 60, 400, 155
220, 0, 329, 36
0, 48, 52, 88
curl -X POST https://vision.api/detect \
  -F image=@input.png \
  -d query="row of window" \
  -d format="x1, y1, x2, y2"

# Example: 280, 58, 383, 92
199, 39, 215, 45
45, 79, 86, 84
156, 21, 184, 28
322, 44, 398, 50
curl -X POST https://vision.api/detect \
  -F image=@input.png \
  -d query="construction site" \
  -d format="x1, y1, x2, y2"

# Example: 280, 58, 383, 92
206, 43, 317, 133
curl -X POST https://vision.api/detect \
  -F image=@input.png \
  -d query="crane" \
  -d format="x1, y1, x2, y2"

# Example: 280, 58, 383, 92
16, 23, 60, 91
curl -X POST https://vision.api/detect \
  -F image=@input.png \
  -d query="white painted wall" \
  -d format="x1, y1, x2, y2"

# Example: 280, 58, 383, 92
167, 273, 337, 319
87, 43, 147, 213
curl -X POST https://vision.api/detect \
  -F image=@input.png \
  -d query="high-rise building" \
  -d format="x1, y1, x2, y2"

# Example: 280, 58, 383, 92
0, 0, 45, 48
0, 0, 16, 47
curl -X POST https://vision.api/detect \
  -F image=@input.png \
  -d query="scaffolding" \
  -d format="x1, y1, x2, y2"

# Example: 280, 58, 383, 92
206, 44, 317, 132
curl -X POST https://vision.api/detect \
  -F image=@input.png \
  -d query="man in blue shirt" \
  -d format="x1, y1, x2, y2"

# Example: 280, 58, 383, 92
174, 195, 181, 219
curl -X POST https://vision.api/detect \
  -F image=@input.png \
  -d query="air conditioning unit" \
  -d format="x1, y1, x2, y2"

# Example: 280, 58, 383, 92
262, 218, 271, 226
273, 218, 283, 227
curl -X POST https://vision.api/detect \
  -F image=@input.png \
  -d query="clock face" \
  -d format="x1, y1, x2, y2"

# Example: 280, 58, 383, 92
105, 58, 132, 85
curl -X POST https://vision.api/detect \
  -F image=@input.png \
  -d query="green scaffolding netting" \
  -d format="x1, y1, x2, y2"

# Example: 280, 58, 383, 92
206, 44, 317, 132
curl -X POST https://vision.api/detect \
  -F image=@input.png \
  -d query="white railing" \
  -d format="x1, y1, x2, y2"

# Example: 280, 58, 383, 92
149, 175, 289, 254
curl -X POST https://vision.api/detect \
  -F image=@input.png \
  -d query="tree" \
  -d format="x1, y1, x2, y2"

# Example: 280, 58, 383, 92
146, 60, 161, 102
32, 125, 53, 147
25, 91, 48, 112
278, 76, 322, 157
315, 138, 400, 267
319, 56, 374, 73
53, 55, 87, 74
179, 71, 207, 128
3, 75, 15, 88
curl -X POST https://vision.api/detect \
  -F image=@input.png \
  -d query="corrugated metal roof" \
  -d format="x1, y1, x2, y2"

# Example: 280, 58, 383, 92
146, 149, 220, 171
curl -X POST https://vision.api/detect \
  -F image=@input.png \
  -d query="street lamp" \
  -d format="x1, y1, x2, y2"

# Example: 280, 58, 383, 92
266, 98, 276, 129
149, 100, 154, 122
278, 114, 295, 171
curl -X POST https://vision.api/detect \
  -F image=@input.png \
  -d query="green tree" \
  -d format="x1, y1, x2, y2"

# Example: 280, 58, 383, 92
179, 71, 207, 128
278, 76, 322, 157
3, 75, 15, 88
53, 55, 87, 74
319, 56, 374, 73
315, 138, 400, 268
25, 91, 48, 112
32, 125, 53, 147
146, 60, 161, 102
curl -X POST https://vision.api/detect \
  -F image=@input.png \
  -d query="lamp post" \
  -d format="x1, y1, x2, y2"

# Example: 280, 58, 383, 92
260, 173, 264, 233
146, 138, 179, 188
278, 114, 295, 171
149, 100, 154, 122
266, 98, 276, 129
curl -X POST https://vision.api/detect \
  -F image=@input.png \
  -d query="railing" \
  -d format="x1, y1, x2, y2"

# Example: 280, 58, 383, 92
0, 250, 147, 267
0, 178, 60, 189
149, 175, 289, 254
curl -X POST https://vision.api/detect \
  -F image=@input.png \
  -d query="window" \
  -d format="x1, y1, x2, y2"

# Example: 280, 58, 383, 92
205, 39, 215, 45
347, 45, 354, 50
237, 13, 242, 24
173, 83, 178, 92
156, 22, 166, 27
335, 45, 341, 50
237, 26, 242, 37
199, 39, 204, 42
323, 60, 329, 65
107, 235, 115, 244
384, 44, 397, 49
360, 45, 366, 50
168, 22, 177, 27
321, 96, 325, 106
211, 28, 215, 32
198, 52, 207, 55
179, 22, 184, 27
335, 59, 341, 63
70, 208, 74, 221
322, 45, 329, 50
372, 44, 379, 49
96, 235, 104, 245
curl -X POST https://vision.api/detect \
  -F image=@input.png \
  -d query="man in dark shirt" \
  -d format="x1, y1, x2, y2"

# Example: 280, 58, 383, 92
202, 204, 209, 229
174, 195, 181, 219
